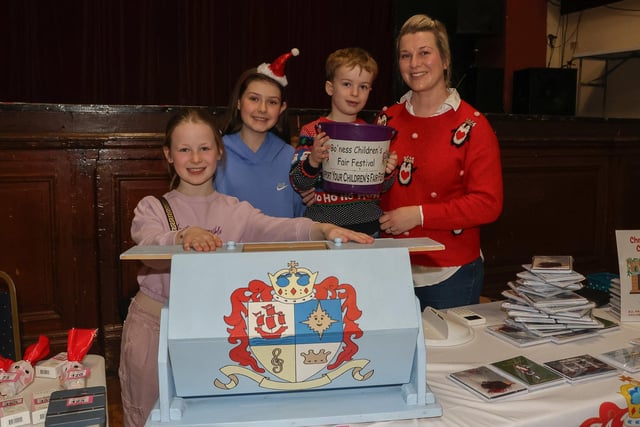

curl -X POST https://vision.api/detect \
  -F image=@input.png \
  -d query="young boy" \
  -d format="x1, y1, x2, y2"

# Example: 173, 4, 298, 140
290, 47, 397, 235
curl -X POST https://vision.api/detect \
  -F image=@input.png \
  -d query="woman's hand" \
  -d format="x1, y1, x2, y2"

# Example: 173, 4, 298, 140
177, 226, 223, 252
379, 206, 421, 235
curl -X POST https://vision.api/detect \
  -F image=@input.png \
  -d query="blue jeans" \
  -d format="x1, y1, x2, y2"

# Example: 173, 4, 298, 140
413, 256, 484, 311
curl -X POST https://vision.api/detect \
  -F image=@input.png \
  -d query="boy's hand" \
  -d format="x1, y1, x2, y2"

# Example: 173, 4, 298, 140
301, 188, 316, 206
308, 132, 331, 168
385, 151, 398, 174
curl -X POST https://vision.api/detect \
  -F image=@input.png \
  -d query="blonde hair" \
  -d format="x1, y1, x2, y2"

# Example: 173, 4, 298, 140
396, 14, 452, 87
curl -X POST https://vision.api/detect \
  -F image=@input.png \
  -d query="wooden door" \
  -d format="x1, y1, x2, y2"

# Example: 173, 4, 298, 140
0, 148, 99, 352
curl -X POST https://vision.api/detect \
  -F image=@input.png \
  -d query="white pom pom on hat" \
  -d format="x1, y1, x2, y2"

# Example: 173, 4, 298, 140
257, 48, 300, 87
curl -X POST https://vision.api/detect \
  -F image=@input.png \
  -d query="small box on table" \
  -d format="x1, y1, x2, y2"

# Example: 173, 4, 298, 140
31, 389, 57, 425
0, 396, 30, 427
44, 386, 106, 427
36, 352, 68, 379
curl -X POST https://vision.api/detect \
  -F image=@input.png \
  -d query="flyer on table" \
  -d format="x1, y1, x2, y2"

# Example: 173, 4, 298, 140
615, 230, 640, 322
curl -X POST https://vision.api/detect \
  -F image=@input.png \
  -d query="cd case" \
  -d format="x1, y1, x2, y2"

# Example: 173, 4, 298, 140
448, 365, 528, 401
485, 324, 551, 347
597, 346, 640, 373
531, 255, 573, 273
543, 354, 618, 383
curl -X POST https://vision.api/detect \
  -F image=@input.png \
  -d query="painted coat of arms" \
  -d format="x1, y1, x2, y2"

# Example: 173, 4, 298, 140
214, 260, 373, 391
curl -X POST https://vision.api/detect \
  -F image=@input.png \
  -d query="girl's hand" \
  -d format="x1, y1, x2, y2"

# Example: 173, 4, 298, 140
315, 223, 374, 244
177, 226, 223, 252
308, 132, 331, 168
379, 206, 421, 235
385, 151, 398, 174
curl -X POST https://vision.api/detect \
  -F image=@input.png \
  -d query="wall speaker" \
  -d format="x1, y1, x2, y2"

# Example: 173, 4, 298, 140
512, 68, 577, 115
457, 67, 504, 113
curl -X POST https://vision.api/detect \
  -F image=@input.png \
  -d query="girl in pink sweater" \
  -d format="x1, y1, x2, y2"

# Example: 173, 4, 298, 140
119, 108, 372, 427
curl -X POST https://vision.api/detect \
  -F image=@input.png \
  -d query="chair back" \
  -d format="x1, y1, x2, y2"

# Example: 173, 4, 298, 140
0, 271, 21, 361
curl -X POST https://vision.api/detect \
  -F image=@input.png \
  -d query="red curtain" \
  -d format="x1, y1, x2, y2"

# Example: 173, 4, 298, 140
1, 0, 394, 108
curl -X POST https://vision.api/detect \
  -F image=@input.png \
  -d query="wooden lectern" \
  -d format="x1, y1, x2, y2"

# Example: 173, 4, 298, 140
121, 238, 444, 426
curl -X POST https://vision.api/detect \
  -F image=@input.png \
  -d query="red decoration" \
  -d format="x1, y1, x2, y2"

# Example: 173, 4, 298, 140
23, 335, 50, 364
67, 328, 98, 362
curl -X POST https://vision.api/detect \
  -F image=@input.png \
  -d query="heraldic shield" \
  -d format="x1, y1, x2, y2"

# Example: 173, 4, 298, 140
248, 298, 343, 382
217, 260, 372, 391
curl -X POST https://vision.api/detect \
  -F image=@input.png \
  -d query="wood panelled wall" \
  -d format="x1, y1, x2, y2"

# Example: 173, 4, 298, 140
1, 104, 639, 373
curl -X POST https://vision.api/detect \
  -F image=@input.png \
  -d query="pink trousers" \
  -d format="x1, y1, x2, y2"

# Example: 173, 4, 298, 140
118, 297, 160, 427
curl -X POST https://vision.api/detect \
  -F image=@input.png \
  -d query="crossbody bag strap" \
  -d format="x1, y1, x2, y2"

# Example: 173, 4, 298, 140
158, 196, 178, 231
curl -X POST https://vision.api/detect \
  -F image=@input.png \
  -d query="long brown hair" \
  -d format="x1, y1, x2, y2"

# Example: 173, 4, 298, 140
218, 68, 289, 140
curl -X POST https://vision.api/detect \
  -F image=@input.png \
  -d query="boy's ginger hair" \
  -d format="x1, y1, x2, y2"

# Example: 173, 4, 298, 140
325, 47, 378, 82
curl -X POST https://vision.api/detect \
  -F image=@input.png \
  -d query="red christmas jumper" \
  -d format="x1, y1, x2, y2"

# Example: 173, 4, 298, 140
379, 100, 503, 267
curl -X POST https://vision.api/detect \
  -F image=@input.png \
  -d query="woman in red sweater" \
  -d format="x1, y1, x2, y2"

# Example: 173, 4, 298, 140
377, 14, 503, 311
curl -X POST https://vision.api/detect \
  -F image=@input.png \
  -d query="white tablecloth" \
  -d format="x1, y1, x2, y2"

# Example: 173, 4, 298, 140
422, 302, 639, 427
319, 302, 640, 427
13, 354, 106, 427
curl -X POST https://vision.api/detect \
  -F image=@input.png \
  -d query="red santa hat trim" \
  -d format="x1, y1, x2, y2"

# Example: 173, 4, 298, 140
257, 48, 300, 87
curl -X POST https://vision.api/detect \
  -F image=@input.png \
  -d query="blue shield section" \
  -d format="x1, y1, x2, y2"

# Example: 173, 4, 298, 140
295, 299, 344, 344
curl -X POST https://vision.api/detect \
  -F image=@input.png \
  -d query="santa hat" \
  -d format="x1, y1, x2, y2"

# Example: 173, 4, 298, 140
257, 48, 300, 87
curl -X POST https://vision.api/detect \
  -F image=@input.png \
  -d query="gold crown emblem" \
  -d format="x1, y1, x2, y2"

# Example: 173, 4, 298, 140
403, 156, 414, 164
300, 349, 331, 365
268, 261, 318, 302
620, 383, 640, 419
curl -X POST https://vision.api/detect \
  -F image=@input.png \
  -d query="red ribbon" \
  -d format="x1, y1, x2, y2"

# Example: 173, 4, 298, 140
0, 355, 13, 371
67, 328, 98, 362
22, 335, 50, 364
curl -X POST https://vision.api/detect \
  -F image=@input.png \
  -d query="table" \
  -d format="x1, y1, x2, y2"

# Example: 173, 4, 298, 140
312, 302, 640, 427
423, 302, 640, 427
7, 355, 107, 427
